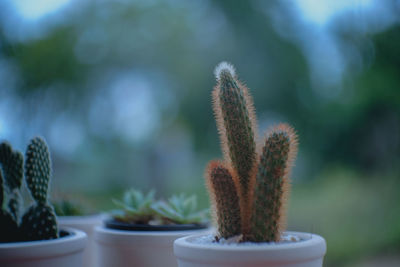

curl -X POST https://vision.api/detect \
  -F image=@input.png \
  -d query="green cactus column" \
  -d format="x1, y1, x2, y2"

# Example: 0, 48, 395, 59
0, 142, 23, 242
0, 168, 20, 242
21, 137, 58, 241
0, 142, 24, 221
246, 124, 298, 242
212, 62, 258, 229
206, 161, 241, 239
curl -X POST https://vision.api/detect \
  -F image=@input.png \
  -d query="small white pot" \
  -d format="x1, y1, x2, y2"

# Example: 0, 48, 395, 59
58, 214, 103, 267
0, 227, 87, 267
174, 231, 326, 267
95, 225, 210, 267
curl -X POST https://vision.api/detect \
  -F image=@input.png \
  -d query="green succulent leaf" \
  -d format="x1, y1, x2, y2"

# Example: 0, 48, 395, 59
112, 189, 156, 224
152, 194, 209, 224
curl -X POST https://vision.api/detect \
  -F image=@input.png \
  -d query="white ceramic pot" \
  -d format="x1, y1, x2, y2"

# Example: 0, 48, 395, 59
95, 225, 210, 267
0, 227, 87, 267
174, 231, 326, 267
58, 214, 103, 267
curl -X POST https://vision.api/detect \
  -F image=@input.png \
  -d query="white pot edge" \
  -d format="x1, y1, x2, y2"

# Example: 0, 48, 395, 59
174, 231, 326, 264
94, 225, 211, 246
0, 227, 87, 260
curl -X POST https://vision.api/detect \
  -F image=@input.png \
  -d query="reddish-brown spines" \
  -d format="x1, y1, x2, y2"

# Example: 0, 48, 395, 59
207, 62, 299, 243
246, 124, 298, 242
206, 161, 241, 239
212, 63, 258, 222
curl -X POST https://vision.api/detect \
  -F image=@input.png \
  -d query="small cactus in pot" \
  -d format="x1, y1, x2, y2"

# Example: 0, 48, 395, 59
0, 137, 58, 243
206, 62, 298, 243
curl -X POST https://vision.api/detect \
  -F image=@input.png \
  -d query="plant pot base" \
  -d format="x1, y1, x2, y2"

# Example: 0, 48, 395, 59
95, 225, 210, 267
0, 227, 87, 267
174, 231, 326, 267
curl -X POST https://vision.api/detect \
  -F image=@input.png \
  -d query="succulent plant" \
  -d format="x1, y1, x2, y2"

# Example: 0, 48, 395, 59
112, 189, 156, 224
206, 62, 298, 242
112, 189, 208, 225
0, 137, 59, 243
152, 194, 209, 224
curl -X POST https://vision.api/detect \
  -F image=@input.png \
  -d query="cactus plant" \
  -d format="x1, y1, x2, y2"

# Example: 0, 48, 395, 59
206, 161, 241, 238
0, 142, 24, 242
0, 142, 24, 222
212, 62, 258, 220
0, 137, 59, 243
207, 62, 298, 242
0, 166, 20, 242
21, 137, 58, 241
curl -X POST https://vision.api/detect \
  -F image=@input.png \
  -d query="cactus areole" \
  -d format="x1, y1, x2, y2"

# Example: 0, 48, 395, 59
207, 62, 299, 243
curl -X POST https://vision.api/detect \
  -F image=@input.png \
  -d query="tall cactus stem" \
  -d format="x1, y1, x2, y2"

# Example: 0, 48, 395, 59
246, 124, 298, 242
205, 160, 242, 239
212, 62, 258, 229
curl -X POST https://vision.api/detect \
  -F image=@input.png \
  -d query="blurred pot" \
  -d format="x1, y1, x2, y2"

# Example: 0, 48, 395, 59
58, 214, 103, 267
95, 219, 210, 267
174, 231, 326, 267
0, 227, 87, 267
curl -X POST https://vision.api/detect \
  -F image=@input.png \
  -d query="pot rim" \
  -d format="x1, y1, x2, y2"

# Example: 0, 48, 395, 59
104, 218, 208, 231
0, 227, 87, 260
94, 225, 209, 246
174, 231, 326, 263
95, 224, 208, 237
175, 231, 324, 250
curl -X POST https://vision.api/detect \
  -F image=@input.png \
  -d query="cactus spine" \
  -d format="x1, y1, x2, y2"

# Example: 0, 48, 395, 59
0, 137, 58, 243
206, 62, 298, 242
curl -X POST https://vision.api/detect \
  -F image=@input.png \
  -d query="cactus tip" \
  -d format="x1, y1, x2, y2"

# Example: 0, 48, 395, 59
214, 61, 236, 81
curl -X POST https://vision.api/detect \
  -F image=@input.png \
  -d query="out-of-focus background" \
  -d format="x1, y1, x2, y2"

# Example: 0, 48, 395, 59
0, 0, 399, 265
